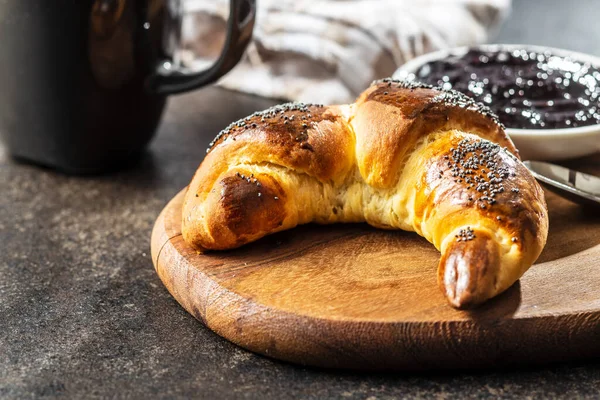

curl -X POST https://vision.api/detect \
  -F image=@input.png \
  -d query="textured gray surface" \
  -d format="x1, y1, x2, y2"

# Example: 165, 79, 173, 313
495, 0, 600, 56
2, 0, 600, 398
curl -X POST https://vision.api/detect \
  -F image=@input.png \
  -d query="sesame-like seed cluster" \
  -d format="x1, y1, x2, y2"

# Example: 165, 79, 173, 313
235, 172, 261, 186
235, 172, 263, 198
373, 78, 436, 91
208, 79, 503, 154
373, 78, 504, 129
441, 138, 516, 210
206, 102, 323, 153
233, 172, 280, 200
456, 226, 476, 242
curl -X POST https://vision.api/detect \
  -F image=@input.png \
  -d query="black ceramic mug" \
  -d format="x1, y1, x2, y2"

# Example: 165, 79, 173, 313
0, 0, 255, 173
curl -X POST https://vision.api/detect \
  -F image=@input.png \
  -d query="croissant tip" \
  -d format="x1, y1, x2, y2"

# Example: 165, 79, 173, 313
445, 288, 481, 310
441, 260, 495, 309
439, 230, 501, 309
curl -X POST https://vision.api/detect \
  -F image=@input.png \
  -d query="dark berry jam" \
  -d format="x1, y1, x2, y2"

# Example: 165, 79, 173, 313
414, 48, 600, 129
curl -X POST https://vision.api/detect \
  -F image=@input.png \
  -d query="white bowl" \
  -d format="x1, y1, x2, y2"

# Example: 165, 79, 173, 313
393, 44, 600, 161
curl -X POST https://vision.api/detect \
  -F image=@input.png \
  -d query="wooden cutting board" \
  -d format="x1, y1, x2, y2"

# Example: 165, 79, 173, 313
151, 156, 600, 370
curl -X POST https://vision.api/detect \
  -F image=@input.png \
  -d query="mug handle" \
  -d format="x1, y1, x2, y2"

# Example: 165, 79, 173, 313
148, 0, 255, 95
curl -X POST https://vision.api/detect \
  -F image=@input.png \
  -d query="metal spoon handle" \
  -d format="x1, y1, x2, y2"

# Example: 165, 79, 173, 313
523, 160, 600, 206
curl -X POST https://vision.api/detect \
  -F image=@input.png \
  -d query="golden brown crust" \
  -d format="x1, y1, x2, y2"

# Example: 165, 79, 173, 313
413, 133, 548, 308
205, 103, 355, 183
184, 170, 288, 250
353, 80, 517, 188
439, 229, 501, 308
182, 79, 548, 308
415, 134, 546, 247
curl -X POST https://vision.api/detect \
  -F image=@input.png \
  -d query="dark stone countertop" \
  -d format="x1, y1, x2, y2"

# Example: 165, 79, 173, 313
2, 0, 599, 398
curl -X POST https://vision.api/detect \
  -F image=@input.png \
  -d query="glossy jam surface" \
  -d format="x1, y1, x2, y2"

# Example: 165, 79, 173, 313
415, 49, 600, 129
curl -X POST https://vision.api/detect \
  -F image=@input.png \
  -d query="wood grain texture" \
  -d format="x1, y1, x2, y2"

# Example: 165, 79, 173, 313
151, 156, 600, 370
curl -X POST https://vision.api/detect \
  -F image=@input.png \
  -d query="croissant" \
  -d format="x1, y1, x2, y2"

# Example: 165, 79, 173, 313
182, 79, 549, 308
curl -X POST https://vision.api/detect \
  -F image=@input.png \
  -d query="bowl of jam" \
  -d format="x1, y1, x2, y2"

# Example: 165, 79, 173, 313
394, 44, 600, 160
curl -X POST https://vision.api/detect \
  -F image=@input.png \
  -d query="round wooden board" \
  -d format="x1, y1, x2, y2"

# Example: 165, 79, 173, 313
151, 179, 600, 370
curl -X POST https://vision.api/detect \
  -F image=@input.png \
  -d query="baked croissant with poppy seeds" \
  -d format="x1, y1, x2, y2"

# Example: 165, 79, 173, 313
182, 79, 549, 308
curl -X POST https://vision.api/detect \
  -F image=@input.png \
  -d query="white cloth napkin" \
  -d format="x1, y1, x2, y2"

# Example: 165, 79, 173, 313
181, 0, 511, 104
